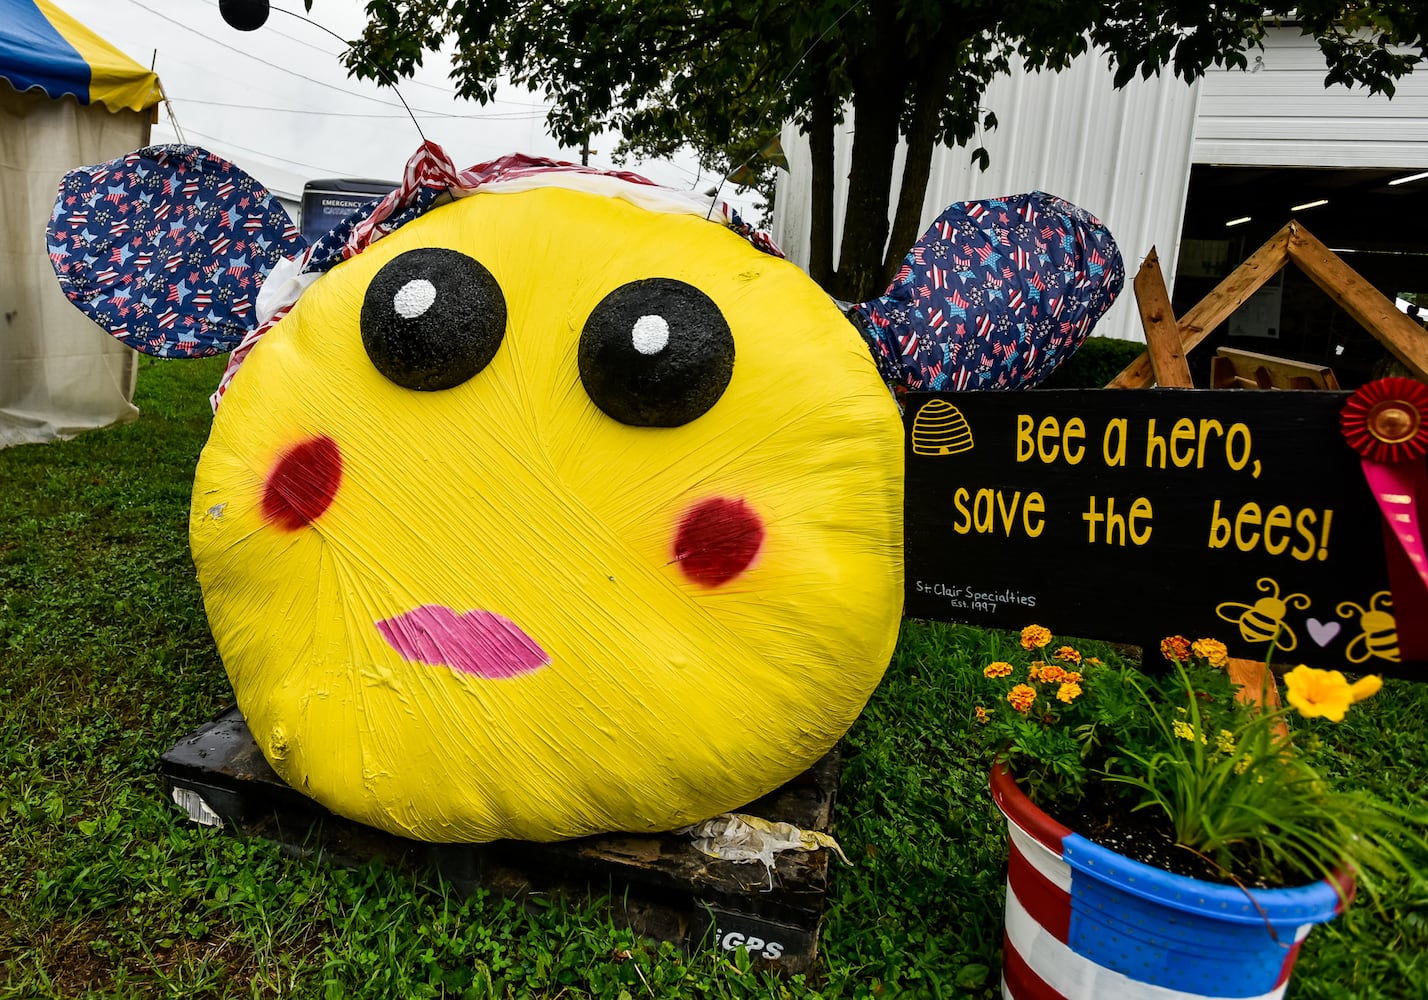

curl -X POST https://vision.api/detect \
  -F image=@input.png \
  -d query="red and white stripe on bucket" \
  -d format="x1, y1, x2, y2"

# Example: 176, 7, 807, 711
1000, 815, 1307, 1000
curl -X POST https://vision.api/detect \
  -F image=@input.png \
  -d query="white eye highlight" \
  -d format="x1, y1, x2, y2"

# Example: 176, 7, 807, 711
631, 314, 670, 355
393, 278, 438, 319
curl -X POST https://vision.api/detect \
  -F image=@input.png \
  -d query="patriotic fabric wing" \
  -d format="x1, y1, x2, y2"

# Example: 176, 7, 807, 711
850, 191, 1125, 392
47, 145, 305, 357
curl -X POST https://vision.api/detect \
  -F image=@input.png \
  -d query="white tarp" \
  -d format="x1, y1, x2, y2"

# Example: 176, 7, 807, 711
0, 78, 146, 448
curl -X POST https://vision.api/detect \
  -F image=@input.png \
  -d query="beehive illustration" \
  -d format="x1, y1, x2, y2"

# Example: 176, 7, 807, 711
911, 399, 974, 456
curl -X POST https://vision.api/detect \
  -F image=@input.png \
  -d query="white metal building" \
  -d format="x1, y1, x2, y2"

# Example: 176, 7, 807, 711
772, 27, 1428, 355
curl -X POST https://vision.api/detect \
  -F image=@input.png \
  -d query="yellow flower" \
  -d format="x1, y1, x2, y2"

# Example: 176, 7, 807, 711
1007, 684, 1037, 713
974, 706, 990, 724
1160, 635, 1191, 662
1191, 638, 1230, 668
1173, 719, 1197, 742
1054, 646, 1082, 664
1021, 625, 1051, 650
1234, 757, 1252, 774
1027, 661, 1046, 681
1216, 729, 1236, 755
1062, 671, 1083, 684
1350, 674, 1383, 702
1056, 681, 1083, 703
983, 661, 1014, 679
1283, 666, 1382, 723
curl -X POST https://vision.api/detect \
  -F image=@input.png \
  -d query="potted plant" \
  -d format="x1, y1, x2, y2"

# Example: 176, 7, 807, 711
975, 626, 1427, 999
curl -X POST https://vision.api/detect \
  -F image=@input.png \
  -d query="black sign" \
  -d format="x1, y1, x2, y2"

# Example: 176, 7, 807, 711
300, 179, 396, 246
903, 389, 1418, 678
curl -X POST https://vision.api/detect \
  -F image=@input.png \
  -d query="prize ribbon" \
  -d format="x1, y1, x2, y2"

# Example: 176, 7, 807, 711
1340, 377, 1428, 661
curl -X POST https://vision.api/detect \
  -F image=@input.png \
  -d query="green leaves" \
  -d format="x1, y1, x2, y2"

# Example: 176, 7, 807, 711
1100, 653, 1428, 895
4, 359, 1428, 995
336, 0, 1424, 301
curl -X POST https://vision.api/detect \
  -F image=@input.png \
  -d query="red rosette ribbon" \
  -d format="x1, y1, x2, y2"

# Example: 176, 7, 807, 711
1341, 377, 1428, 662
1341, 377, 1428, 464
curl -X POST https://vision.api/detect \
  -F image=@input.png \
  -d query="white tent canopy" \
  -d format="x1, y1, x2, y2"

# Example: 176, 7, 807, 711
1, 0, 161, 448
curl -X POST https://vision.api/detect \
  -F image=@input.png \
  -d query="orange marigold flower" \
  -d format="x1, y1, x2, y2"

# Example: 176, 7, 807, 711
1027, 661, 1046, 681
974, 706, 991, 724
1054, 646, 1082, 664
1038, 664, 1067, 685
1007, 684, 1037, 713
1062, 671, 1083, 684
1191, 638, 1230, 668
1021, 625, 1052, 650
1160, 635, 1191, 662
983, 661, 1014, 679
1056, 681, 1083, 703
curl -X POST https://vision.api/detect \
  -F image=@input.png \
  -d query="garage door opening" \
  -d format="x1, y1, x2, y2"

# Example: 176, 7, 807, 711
1172, 164, 1428, 389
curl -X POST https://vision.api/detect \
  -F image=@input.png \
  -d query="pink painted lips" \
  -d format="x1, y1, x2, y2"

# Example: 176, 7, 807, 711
375, 605, 551, 679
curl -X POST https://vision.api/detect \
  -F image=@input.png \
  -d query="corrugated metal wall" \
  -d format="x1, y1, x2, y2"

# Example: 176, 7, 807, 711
772, 56, 1200, 342
1194, 28, 1428, 168
772, 27, 1428, 344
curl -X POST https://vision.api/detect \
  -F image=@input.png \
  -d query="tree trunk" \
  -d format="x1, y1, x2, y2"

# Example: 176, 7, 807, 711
882, 52, 947, 287
831, 77, 904, 302
807, 88, 836, 290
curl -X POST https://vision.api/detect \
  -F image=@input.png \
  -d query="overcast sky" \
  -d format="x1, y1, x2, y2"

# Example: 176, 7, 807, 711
57, 0, 729, 208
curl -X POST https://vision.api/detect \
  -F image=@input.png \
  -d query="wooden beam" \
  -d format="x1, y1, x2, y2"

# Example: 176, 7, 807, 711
1106, 226, 1293, 389
1134, 248, 1194, 388
1287, 225, 1428, 381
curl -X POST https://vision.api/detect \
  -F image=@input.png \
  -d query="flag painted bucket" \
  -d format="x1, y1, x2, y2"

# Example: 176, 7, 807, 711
990, 764, 1352, 1000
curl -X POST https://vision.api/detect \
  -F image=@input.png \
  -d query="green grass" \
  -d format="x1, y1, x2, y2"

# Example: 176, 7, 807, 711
2, 357, 1425, 998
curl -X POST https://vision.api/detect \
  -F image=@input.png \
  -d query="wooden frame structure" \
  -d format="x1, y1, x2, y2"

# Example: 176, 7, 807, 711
1108, 221, 1428, 390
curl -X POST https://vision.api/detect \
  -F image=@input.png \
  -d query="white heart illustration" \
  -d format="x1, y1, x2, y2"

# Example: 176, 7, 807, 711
1306, 618, 1341, 647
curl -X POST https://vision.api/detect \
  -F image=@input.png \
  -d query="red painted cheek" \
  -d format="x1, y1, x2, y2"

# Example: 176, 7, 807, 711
261, 435, 343, 530
673, 497, 765, 587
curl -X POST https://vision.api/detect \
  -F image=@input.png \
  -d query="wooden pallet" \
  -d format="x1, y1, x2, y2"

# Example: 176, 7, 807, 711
159, 707, 841, 975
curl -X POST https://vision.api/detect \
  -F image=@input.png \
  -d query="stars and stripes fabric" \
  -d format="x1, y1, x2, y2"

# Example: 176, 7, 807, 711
990, 766, 1348, 1000
211, 141, 784, 408
849, 191, 1125, 392
47, 145, 304, 358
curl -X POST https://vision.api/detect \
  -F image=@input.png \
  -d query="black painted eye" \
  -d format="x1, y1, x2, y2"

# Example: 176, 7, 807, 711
360, 248, 506, 391
578, 278, 734, 427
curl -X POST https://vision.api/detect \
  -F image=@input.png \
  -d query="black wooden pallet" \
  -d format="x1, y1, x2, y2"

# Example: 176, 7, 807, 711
159, 707, 841, 974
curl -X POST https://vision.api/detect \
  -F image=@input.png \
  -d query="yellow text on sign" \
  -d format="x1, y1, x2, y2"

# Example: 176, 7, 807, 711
1016, 415, 1087, 465
1207, 501, 1333, 561
1082, 496, 1153, 546
952, 487, 1046, 538
1016, 414, 1263, 478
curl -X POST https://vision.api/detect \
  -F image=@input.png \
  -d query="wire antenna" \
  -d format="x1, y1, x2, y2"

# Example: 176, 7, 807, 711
704, 0, 862, 220
219, 0, 428, 146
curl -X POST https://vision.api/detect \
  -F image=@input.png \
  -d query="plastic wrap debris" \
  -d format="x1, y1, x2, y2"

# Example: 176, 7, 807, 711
171, 786, 224, 827
684, 812, 850, 880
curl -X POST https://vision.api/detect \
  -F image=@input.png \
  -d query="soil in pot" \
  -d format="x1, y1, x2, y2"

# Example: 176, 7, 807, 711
1054, 782, 1282, 889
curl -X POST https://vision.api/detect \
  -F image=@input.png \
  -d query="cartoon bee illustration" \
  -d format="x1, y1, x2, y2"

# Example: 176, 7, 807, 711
1215, 577, 1310, 652
1337, 591, 1399, 664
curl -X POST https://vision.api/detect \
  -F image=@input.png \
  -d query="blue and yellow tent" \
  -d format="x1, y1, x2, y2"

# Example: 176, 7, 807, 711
1, 0, 163, 448
0, 0, 161, 113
